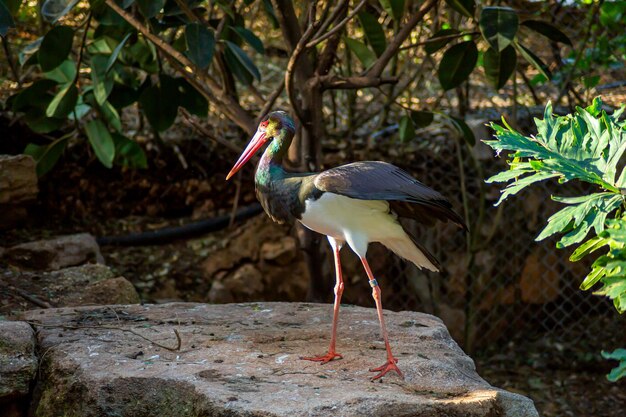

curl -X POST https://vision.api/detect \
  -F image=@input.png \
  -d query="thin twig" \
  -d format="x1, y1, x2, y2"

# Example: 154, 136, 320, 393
306, 0, 367, 48
367, 0, 438, 77
180, 108, 254, 158
26, 321, 182, 352
2, 36, 20, 86
399, 31, 480, 50
7, 286, 54, 308
104, 0, 255, 134
256, 79, 285, 124
310, 0, 348, 41
173, 0, 201, 23
73, 13, 92, 86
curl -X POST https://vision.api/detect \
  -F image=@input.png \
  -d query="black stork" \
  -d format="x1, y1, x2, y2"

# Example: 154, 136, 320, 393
226, 111, 466, 380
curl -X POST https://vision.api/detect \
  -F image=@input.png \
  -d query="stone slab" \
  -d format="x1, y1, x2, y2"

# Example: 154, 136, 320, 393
21, 302, 538, 416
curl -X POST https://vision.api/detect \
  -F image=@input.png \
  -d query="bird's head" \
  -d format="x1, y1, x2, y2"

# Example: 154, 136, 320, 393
226, 111, 294, 180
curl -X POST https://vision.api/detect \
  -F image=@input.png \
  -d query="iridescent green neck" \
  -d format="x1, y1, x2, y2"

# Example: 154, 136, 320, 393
255, 127, 294, 186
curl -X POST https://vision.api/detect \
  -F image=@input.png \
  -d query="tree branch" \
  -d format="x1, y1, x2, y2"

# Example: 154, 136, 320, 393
104, 0, 255, 134
317, 75, 398, 90
256, 79, 285, 124
306, 0, 367, 48
367, 0, 438, 77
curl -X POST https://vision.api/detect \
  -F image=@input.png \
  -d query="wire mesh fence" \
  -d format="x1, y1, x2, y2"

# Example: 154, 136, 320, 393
378, 126, 619, 351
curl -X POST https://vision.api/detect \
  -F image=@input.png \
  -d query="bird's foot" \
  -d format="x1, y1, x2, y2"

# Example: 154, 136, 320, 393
300, 351, 343, 364
369, 357, 404, 380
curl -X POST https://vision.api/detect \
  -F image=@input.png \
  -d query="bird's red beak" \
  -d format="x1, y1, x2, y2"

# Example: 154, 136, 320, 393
226, 130, 267, 180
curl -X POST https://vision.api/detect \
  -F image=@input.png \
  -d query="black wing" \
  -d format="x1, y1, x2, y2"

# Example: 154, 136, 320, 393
314, 161, 467, 229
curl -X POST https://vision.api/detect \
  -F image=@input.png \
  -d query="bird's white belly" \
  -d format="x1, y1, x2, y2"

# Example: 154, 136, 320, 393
299, 193, 404, 257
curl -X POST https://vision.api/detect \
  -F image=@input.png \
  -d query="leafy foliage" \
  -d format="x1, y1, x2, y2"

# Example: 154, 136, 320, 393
1, 0, 572, 176
484, 98, 626, 380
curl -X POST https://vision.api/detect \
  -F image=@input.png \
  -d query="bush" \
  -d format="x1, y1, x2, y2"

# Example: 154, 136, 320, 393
484, 97, 626, 381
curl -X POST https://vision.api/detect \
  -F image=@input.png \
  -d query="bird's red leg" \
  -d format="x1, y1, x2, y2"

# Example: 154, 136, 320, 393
301, 240, 344, 364
360, 257, 404, 380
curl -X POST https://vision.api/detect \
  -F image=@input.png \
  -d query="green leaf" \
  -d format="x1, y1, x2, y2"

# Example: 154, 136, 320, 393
451, 115, 476, 146
139, 76, 179, 132
177, 78, 208, 117
185, 23, 215, 69
41, 0, 79, 23
379, 0, 404, 21
479, 7, 519, 52
445, 0, 475, 18
18, 37, 43, 66
515, 42, 551, 80
44, 59, 76, 83
438, 41, 478, 90
136, 0, 164, 18
224, 40, 260, 81
602, 349, 626, 382
580, 265, 606, 291
344, 37, 376, 69
232, 26, 264, 54
112, 133, 147, 169
85, 119, 115, 168
105, 32, 132, 74
570, 236, 608, 262
11, 79, 57, 111
358, 11, 386, 57
23, 109, 64, 133
425, 28, 460, 55
45, 83, 78, 118
24, 136, 69, 176
38, 25, 74, 71
91, 56, 113, 105
398, 115, 415, 142
483, 45, 516, 89
99, 100, 122, 132
411, 110, 434, 128
0, 0, 15, 36
522, 20, 572, 46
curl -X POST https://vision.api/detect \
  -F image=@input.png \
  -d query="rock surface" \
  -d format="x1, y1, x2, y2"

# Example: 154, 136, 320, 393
22, 302, 538, 417
0, 264, 140, 314
0, 321, 37, 400
3, 233, 105, 271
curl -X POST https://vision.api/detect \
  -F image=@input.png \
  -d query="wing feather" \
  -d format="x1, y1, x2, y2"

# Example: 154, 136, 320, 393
314, 161, 466, 229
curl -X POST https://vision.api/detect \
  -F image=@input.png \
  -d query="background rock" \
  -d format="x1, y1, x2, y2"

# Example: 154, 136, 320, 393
3, 233, 105, 271
23, 302, 538, 417
0, 320, 37, 414
0, 264, 140, 314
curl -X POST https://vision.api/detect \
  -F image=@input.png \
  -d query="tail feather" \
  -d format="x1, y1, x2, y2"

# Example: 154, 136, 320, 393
381, 235, 440, 272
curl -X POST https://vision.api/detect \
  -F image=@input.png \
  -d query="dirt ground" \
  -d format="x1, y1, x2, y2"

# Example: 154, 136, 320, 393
2, 118, 626, 417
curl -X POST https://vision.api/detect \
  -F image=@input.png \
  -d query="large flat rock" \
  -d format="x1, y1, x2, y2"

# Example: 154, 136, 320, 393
22, 302, 537, 416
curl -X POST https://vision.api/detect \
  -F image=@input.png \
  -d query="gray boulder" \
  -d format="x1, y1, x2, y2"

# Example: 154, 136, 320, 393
23, 302, 538, 417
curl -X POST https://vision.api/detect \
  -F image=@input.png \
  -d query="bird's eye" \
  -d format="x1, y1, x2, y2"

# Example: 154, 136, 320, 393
260, 120, 269, 130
